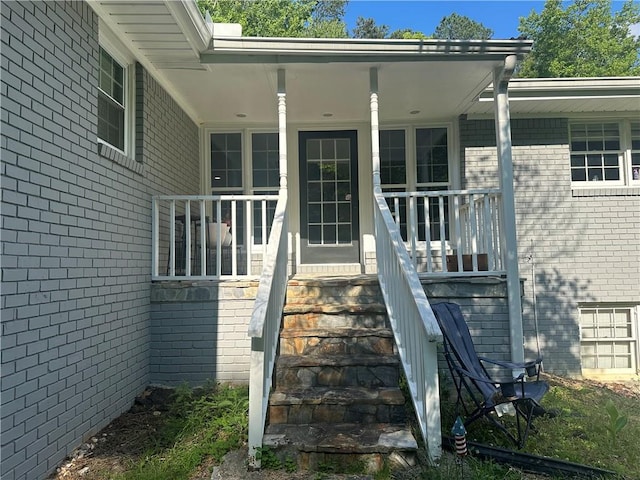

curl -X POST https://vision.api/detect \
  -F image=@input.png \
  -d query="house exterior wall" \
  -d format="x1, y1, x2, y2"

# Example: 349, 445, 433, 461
0, 2, 200, 479
150, 281, 258, 385
460, 116, 640, 376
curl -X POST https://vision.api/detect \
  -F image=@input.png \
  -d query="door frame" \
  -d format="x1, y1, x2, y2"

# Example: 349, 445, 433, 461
298, 130, 360, 264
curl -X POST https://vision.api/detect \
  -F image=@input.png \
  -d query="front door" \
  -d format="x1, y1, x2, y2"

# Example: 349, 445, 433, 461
299, 130, 359, 264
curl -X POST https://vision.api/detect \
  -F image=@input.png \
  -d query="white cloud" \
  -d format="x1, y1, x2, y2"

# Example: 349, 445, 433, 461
630, 22, 640, 39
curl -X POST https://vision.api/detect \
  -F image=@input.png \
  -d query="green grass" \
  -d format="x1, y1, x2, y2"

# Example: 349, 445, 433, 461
101, 375, 638, 480
439, 374, 640, 479
114, 383, 249, 480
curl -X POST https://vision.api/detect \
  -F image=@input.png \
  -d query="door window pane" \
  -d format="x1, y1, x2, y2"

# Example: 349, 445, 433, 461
306, 138, 353, 246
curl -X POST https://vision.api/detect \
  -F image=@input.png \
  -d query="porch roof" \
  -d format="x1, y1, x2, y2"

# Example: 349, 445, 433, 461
467, 77, 640, 117
89, 0, 533, 125
90, 0, 638, 127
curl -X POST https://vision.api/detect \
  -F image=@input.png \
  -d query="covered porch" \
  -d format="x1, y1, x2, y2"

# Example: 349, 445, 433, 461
95, 0, 532, 467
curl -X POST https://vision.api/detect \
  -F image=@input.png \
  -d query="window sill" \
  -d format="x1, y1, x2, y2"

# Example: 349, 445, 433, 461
571, 186, 640, 197
98, 142, 144, 176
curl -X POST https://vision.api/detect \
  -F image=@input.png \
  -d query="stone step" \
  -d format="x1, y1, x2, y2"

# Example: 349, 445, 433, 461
279, 328, 394, 356
275, 354, 400, 389
286, 275, 383, 307
264, 422, 418, 454
283, 302, 386, 315
268, 387, 406, 425
282, 312, 389, 330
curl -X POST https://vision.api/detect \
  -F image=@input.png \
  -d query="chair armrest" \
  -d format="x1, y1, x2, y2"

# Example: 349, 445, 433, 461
478, 356, 543, 377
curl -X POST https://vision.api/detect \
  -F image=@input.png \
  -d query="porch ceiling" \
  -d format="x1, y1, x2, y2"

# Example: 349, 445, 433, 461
162, 60, 504, 125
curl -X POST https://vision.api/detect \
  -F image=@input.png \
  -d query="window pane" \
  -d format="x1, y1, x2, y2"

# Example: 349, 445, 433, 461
98, 91, 124, 151
97, 48, 126, 150
252, 133, 279, 189
416, 128, 448, 184
211, 133, 242, 189
380, 129, 406, 186
569, 122, 622, 183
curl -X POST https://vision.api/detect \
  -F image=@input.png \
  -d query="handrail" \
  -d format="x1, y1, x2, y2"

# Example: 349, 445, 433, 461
247, 191, 289, 468
374, 188, 443, 463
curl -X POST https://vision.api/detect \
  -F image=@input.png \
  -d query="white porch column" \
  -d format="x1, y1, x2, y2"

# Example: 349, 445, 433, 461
370, 67, 381, 192
493, 56, 525, 369
277, 69, 288, 191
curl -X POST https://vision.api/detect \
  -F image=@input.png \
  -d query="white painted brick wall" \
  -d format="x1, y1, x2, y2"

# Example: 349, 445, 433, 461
1, 2, 200, 478
460, 117, 640, 376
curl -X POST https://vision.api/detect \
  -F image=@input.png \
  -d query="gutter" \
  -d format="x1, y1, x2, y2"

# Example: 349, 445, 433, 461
201, 37, 533, 64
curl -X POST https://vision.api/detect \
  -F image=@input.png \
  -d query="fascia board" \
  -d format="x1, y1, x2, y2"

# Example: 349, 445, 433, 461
202, 37, 533, 64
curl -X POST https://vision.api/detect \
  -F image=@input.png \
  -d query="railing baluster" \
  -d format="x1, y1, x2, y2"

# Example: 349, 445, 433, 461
245, 199, 252, 276
423, 198, 432, 273
231, 199, 237, 276
169, 200, 176, 277
469, 193, 478, 271
483, 195, 493, 270
454, 195, 463, 273
409, 195, 417, 265
199, 200, 206, 276
438, 196, 447, 272
185, 201, 192, 277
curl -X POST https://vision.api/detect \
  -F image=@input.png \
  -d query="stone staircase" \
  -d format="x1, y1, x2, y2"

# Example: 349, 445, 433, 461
263, 275, 417, 472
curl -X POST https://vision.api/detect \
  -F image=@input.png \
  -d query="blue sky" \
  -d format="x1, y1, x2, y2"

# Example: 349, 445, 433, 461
343, 1, 637, 39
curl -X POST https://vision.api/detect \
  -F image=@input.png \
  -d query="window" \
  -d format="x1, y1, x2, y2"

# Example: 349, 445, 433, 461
580, 305, 639, 374
570, 120, 639, 186
98, 47, 126, 152
251, 133, 279, 243
211, 133, 243, 189
631, 122, 640, 183
380, 127, 451, 241
209, 131, 279, 244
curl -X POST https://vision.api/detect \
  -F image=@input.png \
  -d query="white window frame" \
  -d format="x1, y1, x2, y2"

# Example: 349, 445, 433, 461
570, 119, 639, 189
98, 26, 135, 158
579, 304, 640, 376
205, 128, 279, 246
379, 123, 456, 248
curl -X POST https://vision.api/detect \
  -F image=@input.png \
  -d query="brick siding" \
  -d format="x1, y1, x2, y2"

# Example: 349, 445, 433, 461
0, 2, 200, 478
460, 117, 640, 376
149, 282, 259, 385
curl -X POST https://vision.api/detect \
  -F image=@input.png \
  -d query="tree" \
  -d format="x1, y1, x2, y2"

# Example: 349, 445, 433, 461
389, 28, 429, 40
197, 0, 348, 38
432, 13, 493, 40
518, 0, 640, 77
352, 16, 389, 39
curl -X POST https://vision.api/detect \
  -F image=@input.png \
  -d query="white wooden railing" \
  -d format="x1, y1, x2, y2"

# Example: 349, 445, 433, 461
383, 189, 504, 275
246, 192, 289, 468
374, 189, 443, 463
151, 194, 278, 280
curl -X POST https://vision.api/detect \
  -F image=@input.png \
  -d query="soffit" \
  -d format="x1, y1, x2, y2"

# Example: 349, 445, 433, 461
465, 77, 640, 117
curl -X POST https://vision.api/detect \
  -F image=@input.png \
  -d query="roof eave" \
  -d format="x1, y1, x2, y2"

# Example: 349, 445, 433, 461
201, 37, 533, 64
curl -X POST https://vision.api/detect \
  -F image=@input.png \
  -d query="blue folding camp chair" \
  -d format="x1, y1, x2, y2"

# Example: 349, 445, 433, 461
431, 302, 549, 448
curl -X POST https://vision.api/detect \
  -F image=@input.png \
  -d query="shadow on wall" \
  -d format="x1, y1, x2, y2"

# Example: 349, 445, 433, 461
522, 267, 594, 376
460, 117, 590, 376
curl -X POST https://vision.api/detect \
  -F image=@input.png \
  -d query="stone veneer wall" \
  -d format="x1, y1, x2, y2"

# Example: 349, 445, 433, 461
0, 2, 200, 478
